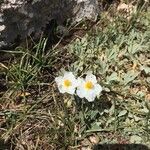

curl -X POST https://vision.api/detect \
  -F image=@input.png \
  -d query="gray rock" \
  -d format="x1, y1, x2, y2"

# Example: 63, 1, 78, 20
0, 0, 99, 49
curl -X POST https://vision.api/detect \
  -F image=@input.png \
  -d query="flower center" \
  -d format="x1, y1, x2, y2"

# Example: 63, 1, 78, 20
63, 79, 72, 88
84, 81, 94, 90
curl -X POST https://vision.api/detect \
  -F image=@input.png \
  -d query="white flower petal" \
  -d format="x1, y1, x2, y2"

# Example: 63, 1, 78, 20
67, 87, 75, 94
76, 77, 86, 98
63, 72, 78, 87
94, 84, 102, 96
71, 77, 79, 88
58, 85, 66, 93
85, 73, 97, 84
77, 77, 84, 86
64, 72, 74, 79
76, 87, 86, 98
55, 76, 63, 84
85, 92, 96, 102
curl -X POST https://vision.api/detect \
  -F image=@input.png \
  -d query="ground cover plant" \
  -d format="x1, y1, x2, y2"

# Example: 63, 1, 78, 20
0, 1, 150, 149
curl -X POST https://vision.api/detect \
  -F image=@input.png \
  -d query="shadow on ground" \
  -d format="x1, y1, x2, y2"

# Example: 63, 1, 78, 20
93, 144, 149, 150
0, 139, 12, 150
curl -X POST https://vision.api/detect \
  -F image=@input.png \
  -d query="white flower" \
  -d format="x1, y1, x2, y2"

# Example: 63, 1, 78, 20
76, 73, 102, 102
55, 72, 78, 95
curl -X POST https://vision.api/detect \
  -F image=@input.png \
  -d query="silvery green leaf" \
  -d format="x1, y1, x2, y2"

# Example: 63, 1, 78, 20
106, 72, 119, 83
118, 110, 127, 117
104, 109, 109, 113
123, 70, 139, 85
140, 66, 150, 74
90, 110, 99, 119
134, 116, 141, 122
130, 135, 142, 143
106, 117, 115, 126
109, 104, 115, 115
103, 87, 110, 92
146, 77, 150, 83
128, 112, 134, 118
136, 91, 145, 97
141, 107, 149, 113
90, 122, 101, 131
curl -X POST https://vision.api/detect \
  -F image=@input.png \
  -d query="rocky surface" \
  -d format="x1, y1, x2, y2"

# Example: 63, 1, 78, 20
0, 0, 99, 49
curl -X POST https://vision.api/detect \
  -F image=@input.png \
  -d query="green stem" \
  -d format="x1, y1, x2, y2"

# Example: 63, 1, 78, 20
113, 99, 118, 132
145, 102, 150, 140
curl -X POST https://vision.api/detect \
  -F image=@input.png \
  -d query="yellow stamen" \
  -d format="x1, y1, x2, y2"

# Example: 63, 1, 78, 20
84, 81, 94, 90
64, 79, 72, 87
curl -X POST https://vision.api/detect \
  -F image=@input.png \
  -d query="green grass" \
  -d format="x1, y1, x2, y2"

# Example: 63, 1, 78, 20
0, 2, 150, 149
